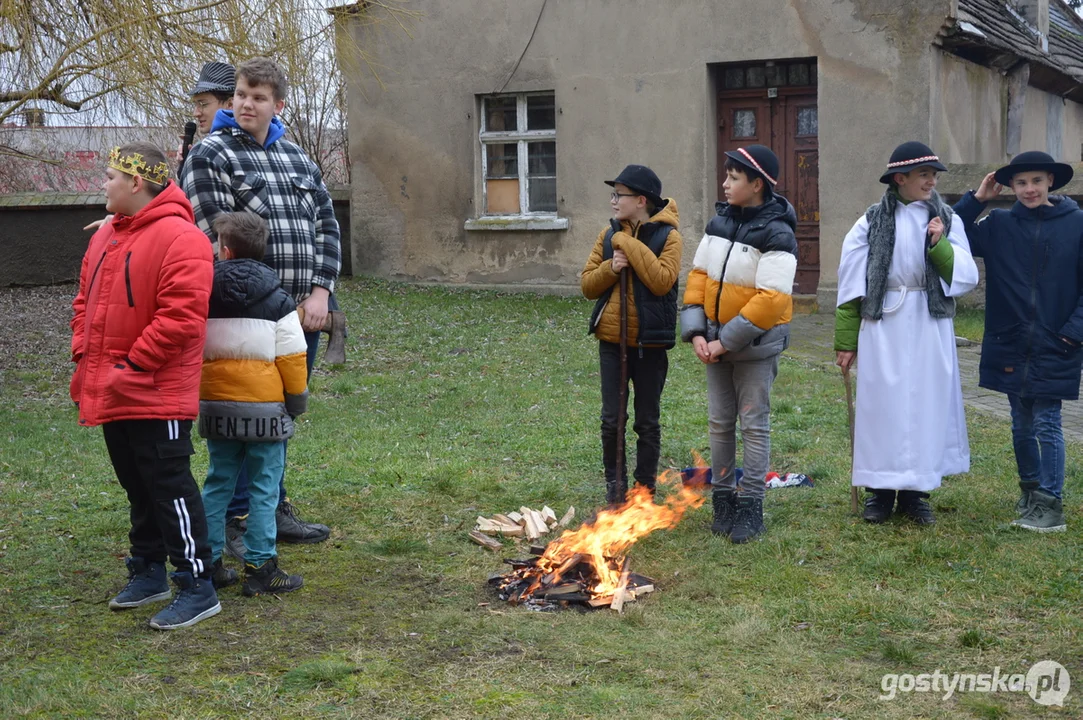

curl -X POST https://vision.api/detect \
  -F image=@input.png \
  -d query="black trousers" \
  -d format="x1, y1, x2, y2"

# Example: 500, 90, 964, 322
599, 342, 669, 486
102, 419, 211, 578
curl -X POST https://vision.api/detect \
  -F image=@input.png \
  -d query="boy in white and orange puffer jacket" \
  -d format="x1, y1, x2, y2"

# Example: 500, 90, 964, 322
198, 212, 310, 597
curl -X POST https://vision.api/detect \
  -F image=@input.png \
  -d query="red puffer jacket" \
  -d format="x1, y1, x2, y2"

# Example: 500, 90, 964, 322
70, 181, 214, 426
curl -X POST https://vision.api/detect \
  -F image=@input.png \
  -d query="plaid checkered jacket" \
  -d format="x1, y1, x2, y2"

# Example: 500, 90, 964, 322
181, 127, 340, 301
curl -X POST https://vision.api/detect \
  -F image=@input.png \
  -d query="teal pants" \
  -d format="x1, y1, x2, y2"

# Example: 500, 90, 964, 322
203, 440, 285, 567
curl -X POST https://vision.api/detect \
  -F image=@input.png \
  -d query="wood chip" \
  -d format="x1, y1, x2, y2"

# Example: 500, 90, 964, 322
541, 506, 557, 526
558, 506, 575, 527
610, 559, 632, 613
507, 511, 524, 525
468, 530, 503, 551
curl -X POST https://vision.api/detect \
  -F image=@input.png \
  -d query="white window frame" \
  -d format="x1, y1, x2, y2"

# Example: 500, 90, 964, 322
466, 91, 568, 231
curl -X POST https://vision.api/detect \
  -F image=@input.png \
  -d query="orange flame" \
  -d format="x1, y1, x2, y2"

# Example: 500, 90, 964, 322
535, 467, 707, 594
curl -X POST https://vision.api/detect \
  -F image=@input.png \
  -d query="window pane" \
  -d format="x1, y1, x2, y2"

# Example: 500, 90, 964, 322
765, 64, 785, 87
733, 110, 756, 138
527, 141, 556, 175
484, 96, 517, 132
797, 107, 818, 136
486, 143, 518, 178
809, 63, 818, 86
528, 177, 557, 212
527, 94, 555, 130
724, 67, 745, 89
788, 63, 809, 86
487, 179, 520, 214
746, 65, 765, 88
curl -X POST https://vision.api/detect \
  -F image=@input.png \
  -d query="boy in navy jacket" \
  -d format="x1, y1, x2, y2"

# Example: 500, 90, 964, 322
954, 151, 1083, 532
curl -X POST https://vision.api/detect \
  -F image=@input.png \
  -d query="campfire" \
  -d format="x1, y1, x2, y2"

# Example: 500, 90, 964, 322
488, 468, 706, 611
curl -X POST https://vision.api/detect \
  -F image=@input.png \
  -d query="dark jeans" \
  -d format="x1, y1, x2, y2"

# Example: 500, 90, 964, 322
103, 419, 212, 577
599, 342, 669, 486
1008, 394, 1065, 499
225, 328, 320, 519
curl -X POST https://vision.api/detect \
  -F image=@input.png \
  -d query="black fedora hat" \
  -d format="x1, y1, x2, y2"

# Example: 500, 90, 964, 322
879, 141, 948, 184
189, 62, 235, 96
994, 150, 1074, 191
606, 164, 664, 208
724, 145, 780, 190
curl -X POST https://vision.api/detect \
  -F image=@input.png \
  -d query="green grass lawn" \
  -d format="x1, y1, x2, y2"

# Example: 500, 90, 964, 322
0, 278, 1078, 719
954, 307, 986, 343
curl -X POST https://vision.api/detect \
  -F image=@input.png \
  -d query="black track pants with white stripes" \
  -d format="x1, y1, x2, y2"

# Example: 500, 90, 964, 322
102, 419, 212, 578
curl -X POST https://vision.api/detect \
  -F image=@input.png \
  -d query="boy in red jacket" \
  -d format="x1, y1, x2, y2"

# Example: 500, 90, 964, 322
71, 142, 219, 630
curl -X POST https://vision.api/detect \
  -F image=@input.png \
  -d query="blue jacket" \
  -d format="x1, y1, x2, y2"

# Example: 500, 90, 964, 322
954, 191, 1083, 400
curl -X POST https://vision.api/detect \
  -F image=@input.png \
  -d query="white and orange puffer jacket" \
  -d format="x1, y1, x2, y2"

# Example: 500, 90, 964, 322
198, 259, 308, 442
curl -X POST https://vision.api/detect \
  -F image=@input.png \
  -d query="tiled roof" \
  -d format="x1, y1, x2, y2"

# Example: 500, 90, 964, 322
943, 0, 1083, 98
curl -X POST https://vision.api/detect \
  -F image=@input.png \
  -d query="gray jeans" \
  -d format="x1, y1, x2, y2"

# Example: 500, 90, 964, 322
705, 355, 778, 500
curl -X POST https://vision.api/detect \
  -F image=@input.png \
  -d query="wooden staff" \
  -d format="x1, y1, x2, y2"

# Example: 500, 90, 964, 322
615, 268, 629, 499
843, 365, 860, 514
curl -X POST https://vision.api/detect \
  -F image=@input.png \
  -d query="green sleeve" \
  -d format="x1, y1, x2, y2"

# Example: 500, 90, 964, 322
834, 298, 861, 351
927, 235, 954, 284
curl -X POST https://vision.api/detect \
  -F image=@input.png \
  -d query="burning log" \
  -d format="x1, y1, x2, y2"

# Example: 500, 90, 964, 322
488, 470, 706, 611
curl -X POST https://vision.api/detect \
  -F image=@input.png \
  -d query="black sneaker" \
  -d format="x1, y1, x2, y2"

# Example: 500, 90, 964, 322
109, 557, 171, 609
729, 495, 766, 544
242, 557, 304, 597
211, 558, 238, 589
224, 516, 247, 561
862, 489, 896, 524
275, 501, 330, 544
896, 491, 936, 526
148, 572, 221, 630
710, 489, 737, 537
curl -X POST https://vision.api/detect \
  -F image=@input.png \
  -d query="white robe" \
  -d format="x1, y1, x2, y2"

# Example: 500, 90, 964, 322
837, 200, 979, 492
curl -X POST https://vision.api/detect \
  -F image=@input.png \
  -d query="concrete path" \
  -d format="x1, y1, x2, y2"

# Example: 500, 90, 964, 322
786, 313, 1083, 442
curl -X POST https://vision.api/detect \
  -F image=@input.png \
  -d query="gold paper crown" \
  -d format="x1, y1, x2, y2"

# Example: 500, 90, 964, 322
108, 147, 169, 186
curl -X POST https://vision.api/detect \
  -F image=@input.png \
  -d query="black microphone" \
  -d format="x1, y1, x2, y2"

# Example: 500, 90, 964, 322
180, 121, 197, 164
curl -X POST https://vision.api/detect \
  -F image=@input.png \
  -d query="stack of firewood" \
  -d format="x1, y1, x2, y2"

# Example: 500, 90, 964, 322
468, 505, 575, 550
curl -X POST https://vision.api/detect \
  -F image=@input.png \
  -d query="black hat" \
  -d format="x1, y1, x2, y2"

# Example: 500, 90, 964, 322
605, 164, 664, 208
994, 150, 1074, 191
879, 141, 947, 184
189, 62, 235, 96
724, 145, 780, 190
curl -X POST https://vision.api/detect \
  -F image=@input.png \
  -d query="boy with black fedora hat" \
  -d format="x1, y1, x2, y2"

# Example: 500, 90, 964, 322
681, 144, 797, 543
582, 165, 682, 506
835, 141, 979, 525
954, 151, 1083, 532
190, 61, 235, 137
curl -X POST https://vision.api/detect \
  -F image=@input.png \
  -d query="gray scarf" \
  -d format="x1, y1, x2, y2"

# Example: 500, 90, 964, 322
861, 188, 955, 321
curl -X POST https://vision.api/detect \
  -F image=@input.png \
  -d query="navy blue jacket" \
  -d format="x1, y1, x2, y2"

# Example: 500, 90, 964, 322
954, 191, 1083, 400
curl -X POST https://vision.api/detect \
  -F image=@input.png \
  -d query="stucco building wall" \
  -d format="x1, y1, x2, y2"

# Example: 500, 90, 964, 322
341, 0, 954, 305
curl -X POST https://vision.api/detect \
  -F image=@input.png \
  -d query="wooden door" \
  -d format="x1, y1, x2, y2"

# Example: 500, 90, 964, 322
716, 60, 819, 294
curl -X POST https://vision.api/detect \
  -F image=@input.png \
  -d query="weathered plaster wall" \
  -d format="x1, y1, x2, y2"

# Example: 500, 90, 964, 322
931, 52, 1007, 163
342, 0, 951, 307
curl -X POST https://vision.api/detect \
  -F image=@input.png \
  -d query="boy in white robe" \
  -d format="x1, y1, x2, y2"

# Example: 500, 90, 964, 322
834, 141, 979, 525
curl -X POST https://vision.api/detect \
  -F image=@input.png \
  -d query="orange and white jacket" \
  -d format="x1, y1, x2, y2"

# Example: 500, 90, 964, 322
682, 196, 798, 359
198, 259, 308, 442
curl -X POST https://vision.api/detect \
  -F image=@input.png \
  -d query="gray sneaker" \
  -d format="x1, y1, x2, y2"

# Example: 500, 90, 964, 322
224, 516, 247, 561
1015, 480, 1039, 517
1011, 490, 1066, 533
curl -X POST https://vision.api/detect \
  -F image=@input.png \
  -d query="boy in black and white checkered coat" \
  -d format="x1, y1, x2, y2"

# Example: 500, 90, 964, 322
181, 56, 338, 546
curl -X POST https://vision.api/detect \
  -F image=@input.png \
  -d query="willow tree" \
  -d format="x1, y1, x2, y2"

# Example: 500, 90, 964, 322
0, 0, 418, 185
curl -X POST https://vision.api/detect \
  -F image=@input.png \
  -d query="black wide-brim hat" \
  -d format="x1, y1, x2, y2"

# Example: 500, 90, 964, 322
606, 164, 664, 208
189, 61, 235, 96
879, 141, 948, 184
993, 150, 1074, 191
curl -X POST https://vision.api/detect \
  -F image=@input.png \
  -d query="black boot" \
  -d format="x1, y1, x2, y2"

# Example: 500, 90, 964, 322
896, 491, 936, 525
862, 489, 896, 524
634, 478, 657, 498
605, 477, 628, 506
710, 489, 737, 536
729, 495, 765, 544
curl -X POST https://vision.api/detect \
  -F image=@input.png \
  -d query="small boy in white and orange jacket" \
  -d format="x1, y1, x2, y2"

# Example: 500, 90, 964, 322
198, 212, 309, 597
